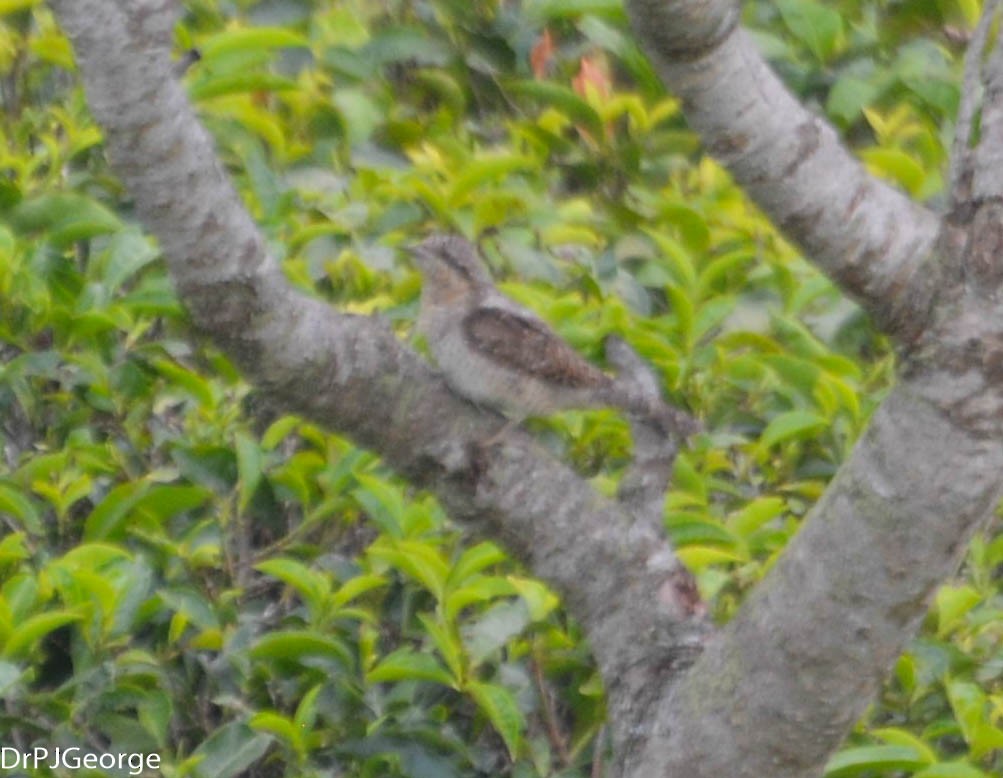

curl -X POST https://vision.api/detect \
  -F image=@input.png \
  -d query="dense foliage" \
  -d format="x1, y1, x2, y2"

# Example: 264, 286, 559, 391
0, 0, 999, 776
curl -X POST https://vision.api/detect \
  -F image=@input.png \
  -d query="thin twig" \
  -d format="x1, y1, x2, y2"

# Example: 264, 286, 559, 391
591, 724, 607, 778
531, 648, 571, 766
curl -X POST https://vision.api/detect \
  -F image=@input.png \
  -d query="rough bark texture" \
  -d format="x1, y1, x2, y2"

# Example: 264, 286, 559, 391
627, 378, 1003, 775
620, 0, 1003, 775
48, 0, 706, 764
48, 0, 1003, 776
626, 0, 942, 344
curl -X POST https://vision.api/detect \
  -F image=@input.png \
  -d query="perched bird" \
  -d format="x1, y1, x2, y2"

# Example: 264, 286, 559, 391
412, 234, 685, 432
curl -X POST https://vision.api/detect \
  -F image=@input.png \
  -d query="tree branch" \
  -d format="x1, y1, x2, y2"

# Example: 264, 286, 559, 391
627, 379, 1003, 777
949, 0, 1001, 199
626, 0, 942, 343
951, 3, 1003, 296
970, 9, 1003, 204
616, 3, 1003, 777
48, 0, 707, 758
52, 4, 1003, 778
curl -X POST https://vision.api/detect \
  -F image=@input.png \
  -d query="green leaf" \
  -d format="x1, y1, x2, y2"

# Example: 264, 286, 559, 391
947, 679, 985, 745
255, 558, 330, 618
260, 416, 300, 450
3, 610, 81, 659
579, 17, 661, 96
132, 484, 213, 524
763, 354, 821, 397
462, 600, 530, 663
666, 284, 695, 347
418, 613, 465, 683
158, 587, 220, 632
947, 678, 1003, 756
827, 74, 884, 126
672, 453, 706, 502
445, 577, 514, 622
970, 722, 1003, 759
507, 576, 560, 621
190, 723, 273, 778
775, 0, 843, 62
83, 481, 148, 541
293, 683, 323, 733
414, 69, 466, 114
506, 80, 604, 140
249, 711, 304, 758
352, 474, 405, 537
8, 193, 122, 245
0, 660, 23, 695
665, 513, 740, 550
697, 248, 755, 296
30, 30, 75, 70
913, 762, 988, 778
0, 533, 29, 566
447, 542, 507, 587
935, 584, 981, 637
659, 203, 710, 254
189, 72, 298, 101
330, 574, 387, 609
367, 648, 457, 686
824, 745, 928, 776
316, 7, 370, 48
0, 0, 41, 14
54, 543, 131, 573
447, 154, 535, 205
235, 431, 264, 512
729, 497, 785, 538
466, 680, 524, 759
363, 25, 450, 66
135, 689, 173, 750
3, 575, 37, 622
0, 484, 42, 534
89, 228, 159, 294
368, 540, 450, 601
151, 357, 216, 408
758, 410, 828, 450
860, 148, 925, 196
250, 630, 353, 669
871, 727, 936, 763
642, 228, 697, 289
955, 0, 981, 26
894, 653, 917, 699
675, 546, 745, 571
199, 27, 308, 60
332, 88, 383, 145
524, 0, 624, 21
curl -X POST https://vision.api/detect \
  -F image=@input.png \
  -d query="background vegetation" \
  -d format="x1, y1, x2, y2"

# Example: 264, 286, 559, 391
0, 0, 998, 775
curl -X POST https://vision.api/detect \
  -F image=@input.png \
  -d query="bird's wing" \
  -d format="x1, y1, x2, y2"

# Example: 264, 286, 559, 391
462, 305, 607, 388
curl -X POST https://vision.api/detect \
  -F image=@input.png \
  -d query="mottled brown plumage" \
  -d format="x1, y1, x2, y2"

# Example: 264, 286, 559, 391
462, 307, 609, 389
412, 234, 662, 423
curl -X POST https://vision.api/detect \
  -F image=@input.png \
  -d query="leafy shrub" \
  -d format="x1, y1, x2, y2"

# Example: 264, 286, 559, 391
0, 1, 997, 776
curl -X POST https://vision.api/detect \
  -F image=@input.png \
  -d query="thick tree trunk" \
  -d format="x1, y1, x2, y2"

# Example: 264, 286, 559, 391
626, 379, 1003, 775
50, 1, 1003, 776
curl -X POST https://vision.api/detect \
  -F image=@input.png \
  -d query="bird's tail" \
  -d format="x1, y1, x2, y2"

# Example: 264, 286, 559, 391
602, 336, 699, 438
609, 382, 699, 437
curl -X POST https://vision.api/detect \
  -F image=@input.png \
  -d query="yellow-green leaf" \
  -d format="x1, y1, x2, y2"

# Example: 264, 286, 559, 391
467, 680, 524, 759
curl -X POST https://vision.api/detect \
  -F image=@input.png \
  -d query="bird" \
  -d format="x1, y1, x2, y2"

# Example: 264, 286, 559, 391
411, 233, 687, 435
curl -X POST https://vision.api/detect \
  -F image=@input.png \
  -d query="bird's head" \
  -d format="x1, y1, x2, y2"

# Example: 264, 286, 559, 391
412, 234, 493, 304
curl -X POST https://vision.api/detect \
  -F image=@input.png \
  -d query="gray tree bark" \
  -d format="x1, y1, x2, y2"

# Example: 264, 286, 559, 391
48, 0, 1003, 776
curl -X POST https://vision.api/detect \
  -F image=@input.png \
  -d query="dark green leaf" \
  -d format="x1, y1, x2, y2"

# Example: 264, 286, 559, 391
190, 723, 273, 778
